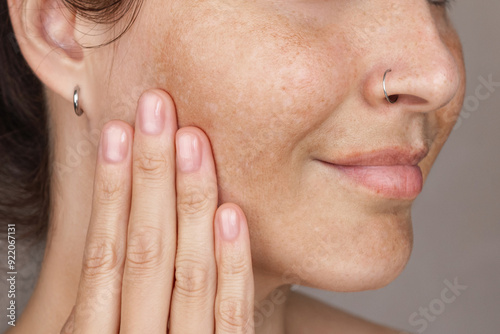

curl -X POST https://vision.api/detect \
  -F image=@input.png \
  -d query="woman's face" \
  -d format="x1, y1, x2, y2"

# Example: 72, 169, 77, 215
86, 0, 465, 291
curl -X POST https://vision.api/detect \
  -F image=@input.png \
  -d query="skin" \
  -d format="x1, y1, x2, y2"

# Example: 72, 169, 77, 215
6, 0, 465, 332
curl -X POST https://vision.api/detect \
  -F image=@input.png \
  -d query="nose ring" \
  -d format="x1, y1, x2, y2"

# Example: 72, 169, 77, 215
383, 69, 398, 104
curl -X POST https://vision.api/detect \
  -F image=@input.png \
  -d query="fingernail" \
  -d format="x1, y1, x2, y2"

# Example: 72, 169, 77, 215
220, 208, 240, 241
176, 132, 201, 172
138, 92, 165, 135
102, 124, 129, 163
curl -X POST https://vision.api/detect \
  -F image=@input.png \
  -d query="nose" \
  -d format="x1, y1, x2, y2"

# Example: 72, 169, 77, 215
361, 5, 461, 113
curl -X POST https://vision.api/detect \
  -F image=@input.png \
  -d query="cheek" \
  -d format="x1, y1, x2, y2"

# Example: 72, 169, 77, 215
149, 4, 348, 193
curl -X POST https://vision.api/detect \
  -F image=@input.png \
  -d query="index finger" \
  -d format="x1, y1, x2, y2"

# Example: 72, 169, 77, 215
72, 121, 133, 333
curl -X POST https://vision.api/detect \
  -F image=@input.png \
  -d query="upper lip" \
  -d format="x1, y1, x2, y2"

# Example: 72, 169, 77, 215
320, 146, 429, 166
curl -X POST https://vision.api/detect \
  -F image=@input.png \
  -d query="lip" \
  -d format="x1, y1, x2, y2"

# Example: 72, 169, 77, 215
324, 147, 429, 166
318, 147, 428, 199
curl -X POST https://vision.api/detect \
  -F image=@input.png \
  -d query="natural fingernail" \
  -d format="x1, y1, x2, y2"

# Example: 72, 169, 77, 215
176, 132, 201, 172
220, 207, 240, 241
102, 124, 129, 163
138, 92, 165, 135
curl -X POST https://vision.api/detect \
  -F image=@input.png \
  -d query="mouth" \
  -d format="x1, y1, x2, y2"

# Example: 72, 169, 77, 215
317, 147, 428, 200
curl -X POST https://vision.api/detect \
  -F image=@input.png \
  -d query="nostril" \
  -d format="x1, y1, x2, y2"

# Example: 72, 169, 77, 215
396, 94, 428, 105
388, 95, 399, 104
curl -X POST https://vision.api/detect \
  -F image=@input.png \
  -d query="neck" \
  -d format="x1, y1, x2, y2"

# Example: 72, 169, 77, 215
10, 90, 291, 334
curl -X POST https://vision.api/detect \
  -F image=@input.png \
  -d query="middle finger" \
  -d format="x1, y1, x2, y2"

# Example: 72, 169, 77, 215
120, 90, 178, 333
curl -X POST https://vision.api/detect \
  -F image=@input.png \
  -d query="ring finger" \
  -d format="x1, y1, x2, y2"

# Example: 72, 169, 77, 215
168, 127, 219, 333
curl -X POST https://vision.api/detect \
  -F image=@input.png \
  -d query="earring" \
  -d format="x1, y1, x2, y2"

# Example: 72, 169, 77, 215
73, 85, 84, 116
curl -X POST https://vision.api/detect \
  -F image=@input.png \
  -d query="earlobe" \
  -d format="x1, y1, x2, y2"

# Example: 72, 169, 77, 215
7, 0, 85, 107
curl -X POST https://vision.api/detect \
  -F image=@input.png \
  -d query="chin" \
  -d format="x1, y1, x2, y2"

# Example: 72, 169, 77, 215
285, 212, 414, 293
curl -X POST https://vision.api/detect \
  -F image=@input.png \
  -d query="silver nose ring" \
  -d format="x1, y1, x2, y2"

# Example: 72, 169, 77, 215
383, 69, 398, 104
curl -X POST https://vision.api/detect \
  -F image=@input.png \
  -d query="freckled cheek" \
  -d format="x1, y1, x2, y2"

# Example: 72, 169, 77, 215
150, 17, 342, 175
165, 53, 328, 142
152, 10, 343, 128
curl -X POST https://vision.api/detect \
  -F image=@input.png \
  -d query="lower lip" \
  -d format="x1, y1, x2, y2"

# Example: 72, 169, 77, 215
321, 162, 424, 199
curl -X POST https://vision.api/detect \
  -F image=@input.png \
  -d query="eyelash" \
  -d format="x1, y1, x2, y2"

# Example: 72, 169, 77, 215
428, 0, 455, 8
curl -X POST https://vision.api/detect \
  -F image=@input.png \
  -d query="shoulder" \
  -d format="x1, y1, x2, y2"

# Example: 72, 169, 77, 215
285, 290, 413, 334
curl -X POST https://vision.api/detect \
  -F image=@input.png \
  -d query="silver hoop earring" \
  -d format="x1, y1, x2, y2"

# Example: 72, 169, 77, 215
383, 69, 398, 104
73, 86, 84, 116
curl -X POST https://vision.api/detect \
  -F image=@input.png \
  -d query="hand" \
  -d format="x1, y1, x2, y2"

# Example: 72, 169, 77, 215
60, 89, 255, 333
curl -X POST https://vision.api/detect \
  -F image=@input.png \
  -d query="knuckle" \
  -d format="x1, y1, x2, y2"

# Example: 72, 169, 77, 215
217, 297, 251, 330
174, 257, 212, 298
96, 173, 123, 204
134, 151, 169, 180
82, 236, 121, 280
125, 225, 163, 270
220, 255, 251, 277
177, 182, 217, 215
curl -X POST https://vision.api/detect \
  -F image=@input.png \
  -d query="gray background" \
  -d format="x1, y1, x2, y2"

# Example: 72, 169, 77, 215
1, 1, 499, 333
298, 1, 500, 333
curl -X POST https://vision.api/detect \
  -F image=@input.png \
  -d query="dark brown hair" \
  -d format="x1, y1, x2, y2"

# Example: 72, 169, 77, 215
0, 0, 142, 247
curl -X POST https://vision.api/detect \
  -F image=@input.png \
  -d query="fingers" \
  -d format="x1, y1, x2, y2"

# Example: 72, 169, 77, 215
168, 127, 218, 333
120, 90, 178, 333
72, 121, 133, 333
214, 204, 255, 334
66, 88, 254, 334
60, 306, 75, 334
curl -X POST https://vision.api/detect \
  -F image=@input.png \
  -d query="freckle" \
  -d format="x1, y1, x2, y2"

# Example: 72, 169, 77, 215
207, 102, 219, 113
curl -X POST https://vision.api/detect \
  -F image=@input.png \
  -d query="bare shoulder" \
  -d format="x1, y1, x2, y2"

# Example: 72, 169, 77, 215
285, 290, 413, 334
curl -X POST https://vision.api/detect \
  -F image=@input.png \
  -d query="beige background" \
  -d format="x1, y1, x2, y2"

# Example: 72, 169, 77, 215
1, 1, 499, 333
298, 1, 500, 333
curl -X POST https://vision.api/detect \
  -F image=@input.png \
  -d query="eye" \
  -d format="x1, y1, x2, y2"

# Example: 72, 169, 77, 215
428, 0, 455, 8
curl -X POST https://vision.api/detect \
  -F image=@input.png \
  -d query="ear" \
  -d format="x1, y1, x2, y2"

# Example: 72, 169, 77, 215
8, 0, 88, 111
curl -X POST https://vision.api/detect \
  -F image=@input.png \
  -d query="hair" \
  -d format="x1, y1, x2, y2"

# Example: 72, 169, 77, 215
0, 0, 143, 247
